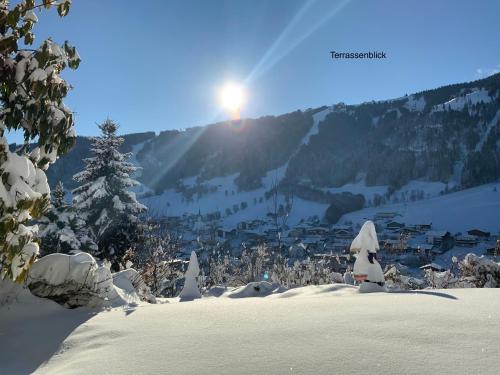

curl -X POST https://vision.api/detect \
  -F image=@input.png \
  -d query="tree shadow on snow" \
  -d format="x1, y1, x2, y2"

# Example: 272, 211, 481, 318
0, 307, 98, 375
389, 290, 458, 300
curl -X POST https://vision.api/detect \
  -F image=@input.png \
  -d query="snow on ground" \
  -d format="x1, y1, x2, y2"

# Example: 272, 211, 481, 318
298, 107, 331, 147
433, 88, 493, 112
324, 178, 447, 203
404, 94, 426, 112
2, 284, 500, 374
342, 182, 500, 233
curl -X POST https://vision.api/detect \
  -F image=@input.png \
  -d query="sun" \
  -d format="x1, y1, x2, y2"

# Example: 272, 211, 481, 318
219, 82, 246, 118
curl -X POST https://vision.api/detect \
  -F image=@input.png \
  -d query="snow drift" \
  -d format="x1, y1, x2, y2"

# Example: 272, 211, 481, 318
2, 284, 500, 374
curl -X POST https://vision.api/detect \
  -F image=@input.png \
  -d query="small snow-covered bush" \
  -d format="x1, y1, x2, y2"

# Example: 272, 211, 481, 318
458, 253, 500, 288
424, 269, 457, 289
384, 265, 424, 290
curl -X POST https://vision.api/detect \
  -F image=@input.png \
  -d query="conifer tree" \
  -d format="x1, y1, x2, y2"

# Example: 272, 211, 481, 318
0, 0, 80, 281
39, 181, 96, 256
72, 119, 147, 270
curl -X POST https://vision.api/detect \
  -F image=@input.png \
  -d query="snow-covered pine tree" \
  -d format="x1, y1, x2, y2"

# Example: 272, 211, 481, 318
72, 119, 147, 270
38, 181, 97, 256
0, 1, 80, 282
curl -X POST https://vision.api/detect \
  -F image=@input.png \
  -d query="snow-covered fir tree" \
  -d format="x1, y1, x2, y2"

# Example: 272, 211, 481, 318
38, 181, 96, 256
72, 119, 147, 270
0, 0, 80, 281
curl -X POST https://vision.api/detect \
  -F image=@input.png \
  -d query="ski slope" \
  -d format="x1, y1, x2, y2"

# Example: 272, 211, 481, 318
2, 285, 500, 374
342, 183, 500, 233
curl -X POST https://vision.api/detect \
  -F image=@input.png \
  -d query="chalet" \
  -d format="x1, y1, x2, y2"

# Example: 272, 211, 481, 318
411, 223, 432, 231
331, 228, 353, 239
330, 224, 352, 231
420, 263, 446, 272
288, 226, 307, 238
324, 239, 351, 254
415, 244, 434, 254
401, 227, 421, 235
386, 221, 405, 230
382, 239, 401, 252
467, 229, 490, 239
426, 231, 454, 253
237, 221, 248, 230
306, 227, 329, 236
454, 235, 479, 247
241, 230, 266, 244
426, 231, 451, 245
374, 212, 399, 221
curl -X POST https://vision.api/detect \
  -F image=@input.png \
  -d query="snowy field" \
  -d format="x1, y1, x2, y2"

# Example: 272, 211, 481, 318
2, 285, 500, 374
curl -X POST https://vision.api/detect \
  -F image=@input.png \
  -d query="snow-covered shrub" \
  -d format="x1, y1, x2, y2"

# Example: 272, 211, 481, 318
135, 225, 184, 297
72, 119, 147, 270
458, 253, 500, 288
384, 265, 424, 290
26, 252, 113, 308
0, 1, 80, 282
424, 269, 458, 289
239, 245, 266, 284
270, 257, 337, 288
207, 250, 232, 288
38, 182, 96, 256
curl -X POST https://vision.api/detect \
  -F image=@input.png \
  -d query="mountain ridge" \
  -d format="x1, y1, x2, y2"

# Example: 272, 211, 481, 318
45, 73, 500, 223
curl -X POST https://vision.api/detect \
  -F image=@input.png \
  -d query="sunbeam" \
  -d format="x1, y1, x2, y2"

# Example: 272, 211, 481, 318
244, 0, 316, 85
245, 0, 351, 84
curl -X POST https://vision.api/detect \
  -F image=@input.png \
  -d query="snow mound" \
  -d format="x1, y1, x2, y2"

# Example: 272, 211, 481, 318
204, 285, 229, 297
111, 268, 156, 304
227, 281, 288, 298
25, 252, 158, 308
26, 252, 113, 308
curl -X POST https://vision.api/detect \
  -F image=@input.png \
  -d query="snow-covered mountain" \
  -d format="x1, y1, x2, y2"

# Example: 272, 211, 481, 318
46, 73, 500, 226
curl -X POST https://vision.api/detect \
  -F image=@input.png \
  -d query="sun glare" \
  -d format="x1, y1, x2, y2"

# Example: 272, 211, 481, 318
219, 83, 246, 118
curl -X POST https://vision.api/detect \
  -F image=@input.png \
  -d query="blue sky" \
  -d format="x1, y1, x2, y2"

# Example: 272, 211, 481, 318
29, 0, 500, 137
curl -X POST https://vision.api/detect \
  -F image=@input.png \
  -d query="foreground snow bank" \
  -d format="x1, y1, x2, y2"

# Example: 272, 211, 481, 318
3, 284, 499, 374
25, 252, 154, 308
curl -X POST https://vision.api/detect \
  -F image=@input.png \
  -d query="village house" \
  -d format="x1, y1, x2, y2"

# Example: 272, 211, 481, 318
454, 235, 479, 247
420, 263, 446, 272
426, 231, 451, 245
467, 229, 491, 239
386, 221, 405, 231
374, 212, 399, 221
